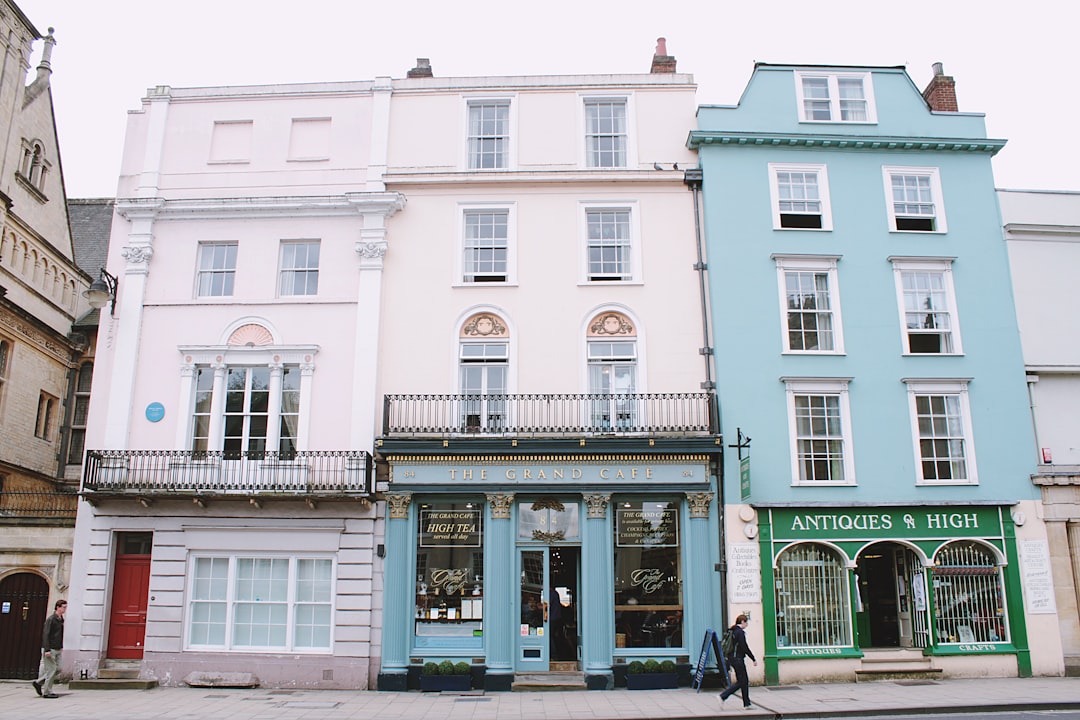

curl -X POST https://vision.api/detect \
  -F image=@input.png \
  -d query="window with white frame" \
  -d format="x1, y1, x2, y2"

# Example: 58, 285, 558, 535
467, 101, 509, 170
905, 380, 976, 485
459, 339, 508, 432
585, 207, 635, 281
932, 541, 1007, 644
769, 164, 832, 230
188, 363, 303, 456
197, 242, 238, 297
891, 258, 962, 354
774, 543, 852, 648
188, 555, 333, 651
588, 339, 637, 430
774, 255, 843, 353
884, 167, 946, 232
463, 210, 509, 283
795, 72, 876, 123
279, 240, 320, 296
0, 338, 10, 408
585, 98, 627, 168
784, 378, 855, 485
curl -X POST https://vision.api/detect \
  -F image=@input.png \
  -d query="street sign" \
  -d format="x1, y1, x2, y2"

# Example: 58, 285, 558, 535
739, 456, 750, 501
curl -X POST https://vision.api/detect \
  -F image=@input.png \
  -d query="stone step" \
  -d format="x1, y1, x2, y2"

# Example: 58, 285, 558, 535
68, 678, 159, 690
855, 668, 943, 682
511, 671, 587, 692
97, 668, 140, 679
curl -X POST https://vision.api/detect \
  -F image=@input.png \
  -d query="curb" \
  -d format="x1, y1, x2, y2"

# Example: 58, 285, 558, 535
760, 701, 1080, 718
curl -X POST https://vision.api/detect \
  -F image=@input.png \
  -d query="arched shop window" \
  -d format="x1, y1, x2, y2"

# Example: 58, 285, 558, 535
775, 543, 851, 648
932, 541, 1007, 644
613, 499, 683, 649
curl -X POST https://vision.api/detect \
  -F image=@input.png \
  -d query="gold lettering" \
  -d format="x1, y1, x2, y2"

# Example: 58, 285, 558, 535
523, 469, 532, 479
463, 469, 473, 480
600, 468, 610, 479
646, 467, 653, 479
572, 468, 582, 479
506, 469, 516, 479
554, 469, 563, 479
448, 469, 457, 480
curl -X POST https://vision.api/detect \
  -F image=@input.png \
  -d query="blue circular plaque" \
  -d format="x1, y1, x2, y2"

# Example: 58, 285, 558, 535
145, 402, 165, 423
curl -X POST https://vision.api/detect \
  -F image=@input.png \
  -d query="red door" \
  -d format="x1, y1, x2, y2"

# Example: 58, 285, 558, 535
107, 534, 152, 659
0, 573, 49, 679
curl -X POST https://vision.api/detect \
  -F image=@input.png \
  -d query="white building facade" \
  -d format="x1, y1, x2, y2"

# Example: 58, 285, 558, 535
68, 44, 722, 690
1001, 189, 1080, 676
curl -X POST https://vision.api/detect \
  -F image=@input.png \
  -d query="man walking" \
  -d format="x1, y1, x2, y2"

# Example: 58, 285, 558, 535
32, 599, 66, 699
718, 613, 757, 710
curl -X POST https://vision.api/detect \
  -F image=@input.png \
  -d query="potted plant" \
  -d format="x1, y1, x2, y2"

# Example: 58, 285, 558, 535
625, 659, 679, 690
419, 660, 473, 691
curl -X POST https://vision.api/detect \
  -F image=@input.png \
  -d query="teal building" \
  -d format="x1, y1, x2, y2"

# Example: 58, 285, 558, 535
690, 64, 1057, 682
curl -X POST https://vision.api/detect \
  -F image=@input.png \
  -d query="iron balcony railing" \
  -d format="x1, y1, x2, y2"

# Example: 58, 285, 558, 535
82, 449, 372, 497
0, 491, 78, 520
383, 392, 719, 437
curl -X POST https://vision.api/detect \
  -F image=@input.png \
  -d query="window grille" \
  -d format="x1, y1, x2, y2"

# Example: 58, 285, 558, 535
775, 544, 851, 648
933, 541, 1007, 644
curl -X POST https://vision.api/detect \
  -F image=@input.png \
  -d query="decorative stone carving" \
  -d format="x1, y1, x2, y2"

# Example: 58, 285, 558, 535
355, 241, 388, 259
589, 312, 634, 336
227, 324, 274, 347
385, 492, 412, 519
584, 492, 611, 518
486, 492, 514, 519
121, 245, 153, 266
686, 491, 714, 518
462, 313, 507, 338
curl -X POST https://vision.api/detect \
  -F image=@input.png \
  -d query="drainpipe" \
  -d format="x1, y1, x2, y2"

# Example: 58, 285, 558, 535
684, 167, 728, 628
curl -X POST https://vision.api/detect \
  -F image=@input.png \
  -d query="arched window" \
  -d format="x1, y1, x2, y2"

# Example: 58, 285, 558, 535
586, 311, 637, 430
775, 543, 852, 648
0, 338, 11, 405
932, 541, 1007, 644
459, 312, 509, 432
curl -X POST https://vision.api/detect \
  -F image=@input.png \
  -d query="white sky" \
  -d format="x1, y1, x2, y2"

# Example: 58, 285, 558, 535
18, 0, 1079, 198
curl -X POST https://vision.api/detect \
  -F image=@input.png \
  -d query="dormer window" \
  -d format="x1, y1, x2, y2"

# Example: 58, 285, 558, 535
795, 72, 876, 124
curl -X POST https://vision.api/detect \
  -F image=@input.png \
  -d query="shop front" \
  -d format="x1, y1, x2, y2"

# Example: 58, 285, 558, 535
376, 454, 721, 690
757, 504, 1032, 683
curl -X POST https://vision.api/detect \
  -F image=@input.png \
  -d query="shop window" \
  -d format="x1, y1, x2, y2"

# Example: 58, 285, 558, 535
774, 543, 852, 648
415, 502, 484, 642
932, 541, 1007, 644
613, 499, 683, 649
187, 555, 333, 651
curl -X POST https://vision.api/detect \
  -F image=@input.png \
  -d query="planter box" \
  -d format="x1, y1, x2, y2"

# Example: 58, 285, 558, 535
626, 672, 678, 690
419, 674, 472, 692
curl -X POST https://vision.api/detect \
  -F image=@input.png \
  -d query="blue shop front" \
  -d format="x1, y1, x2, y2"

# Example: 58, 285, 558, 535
375, 449, 723, 691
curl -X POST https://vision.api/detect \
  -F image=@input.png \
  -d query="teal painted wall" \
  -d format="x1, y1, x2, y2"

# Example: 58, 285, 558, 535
696, 65, 1036, 506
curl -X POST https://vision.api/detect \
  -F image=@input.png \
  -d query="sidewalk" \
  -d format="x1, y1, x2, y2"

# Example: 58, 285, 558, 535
1, 676, 1078, 719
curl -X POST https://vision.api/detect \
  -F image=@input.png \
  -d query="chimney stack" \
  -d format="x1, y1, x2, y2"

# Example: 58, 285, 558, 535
922, 62, 958, 112
650, 37, 676, 74
407, 58, 433, 79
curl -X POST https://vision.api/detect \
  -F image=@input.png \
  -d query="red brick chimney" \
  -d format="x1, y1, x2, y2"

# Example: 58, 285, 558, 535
650, 37, 676, 74
922, 62, 958, 112
407, 58, 433, 79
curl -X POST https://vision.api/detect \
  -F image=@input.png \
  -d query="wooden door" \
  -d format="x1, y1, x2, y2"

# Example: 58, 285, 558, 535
0, 573, 49, 679
106, 534, 152, 659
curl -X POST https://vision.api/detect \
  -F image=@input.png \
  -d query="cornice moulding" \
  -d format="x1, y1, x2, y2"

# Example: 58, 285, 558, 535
688, 130, 1006, 155
116, 193, 405, 221
383, 170, 685, 186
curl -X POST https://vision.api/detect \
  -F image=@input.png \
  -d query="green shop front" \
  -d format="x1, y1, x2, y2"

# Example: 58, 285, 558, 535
375, 451, 722, 691
757, 504, 1031, 683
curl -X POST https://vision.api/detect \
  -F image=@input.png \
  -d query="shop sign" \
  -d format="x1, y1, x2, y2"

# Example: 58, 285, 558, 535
770, 506, 1002, 542
616, 507, 678, 547
936, 642, 1014, 655
419, 509, 482, 547
394, 462, 708, 486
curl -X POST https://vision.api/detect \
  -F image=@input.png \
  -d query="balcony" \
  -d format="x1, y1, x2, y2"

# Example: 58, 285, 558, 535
81, 450, 371, 505
0, 491, 78, 523
382, 393, 718, 437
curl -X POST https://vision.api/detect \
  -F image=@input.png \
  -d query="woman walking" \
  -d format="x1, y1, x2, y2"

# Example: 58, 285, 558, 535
718, 614, 757, 710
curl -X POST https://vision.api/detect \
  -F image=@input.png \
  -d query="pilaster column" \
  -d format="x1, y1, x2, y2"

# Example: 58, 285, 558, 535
206, 361, 227, 451
582, 492, 613, 689
265, 361, 283, 452
684, 491, 715, 651
484, 492, 514, 689
378, 492, 412, 689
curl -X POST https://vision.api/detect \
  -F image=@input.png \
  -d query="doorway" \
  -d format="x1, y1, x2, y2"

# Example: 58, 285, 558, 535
856, 542, 928, 649
0, 572, 49, 679
516, 546, 580, 672
106, 532, 152, 659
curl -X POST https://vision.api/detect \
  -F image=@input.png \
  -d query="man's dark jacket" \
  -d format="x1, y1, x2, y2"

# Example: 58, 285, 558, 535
42, 612, 64, 651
